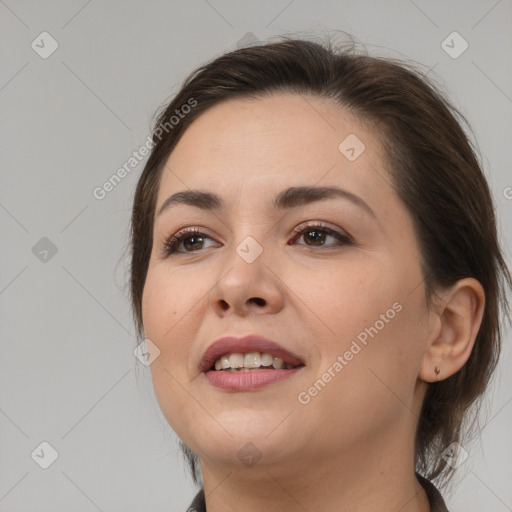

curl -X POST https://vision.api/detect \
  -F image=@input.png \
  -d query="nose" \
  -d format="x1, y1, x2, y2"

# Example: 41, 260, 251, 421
209, 244, 285, 317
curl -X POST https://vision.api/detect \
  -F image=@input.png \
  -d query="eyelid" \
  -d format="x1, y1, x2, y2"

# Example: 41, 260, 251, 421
162, 226, 217, 255
162, 220, 354, 257
290, 220, 353, 243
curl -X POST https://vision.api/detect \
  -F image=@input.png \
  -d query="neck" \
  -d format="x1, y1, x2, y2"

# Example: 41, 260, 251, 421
199, 423, 430, 512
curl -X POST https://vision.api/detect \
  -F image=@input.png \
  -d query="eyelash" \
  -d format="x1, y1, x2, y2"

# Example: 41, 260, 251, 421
162, 222, 353, 257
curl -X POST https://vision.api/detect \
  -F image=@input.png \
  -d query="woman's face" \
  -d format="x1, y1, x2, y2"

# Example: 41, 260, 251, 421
142, 93, 433, 476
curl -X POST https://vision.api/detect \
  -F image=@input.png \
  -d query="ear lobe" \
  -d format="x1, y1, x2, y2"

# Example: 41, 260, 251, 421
419, 277, 485, 383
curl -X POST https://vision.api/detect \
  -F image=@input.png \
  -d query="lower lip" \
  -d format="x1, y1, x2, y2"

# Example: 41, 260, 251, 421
205, 367, 303, 391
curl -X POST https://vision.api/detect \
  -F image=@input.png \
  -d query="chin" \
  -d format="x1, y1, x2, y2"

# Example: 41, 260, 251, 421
193, 412, 295, 448
193, 432, 298, 474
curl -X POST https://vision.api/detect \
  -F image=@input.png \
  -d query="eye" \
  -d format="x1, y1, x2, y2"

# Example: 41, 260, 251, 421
162, 227, 219, 256
290, 222, 353, 248
162, 222, 353, 257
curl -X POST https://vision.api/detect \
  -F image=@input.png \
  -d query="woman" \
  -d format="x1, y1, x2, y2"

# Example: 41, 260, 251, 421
129, 36, 511, 511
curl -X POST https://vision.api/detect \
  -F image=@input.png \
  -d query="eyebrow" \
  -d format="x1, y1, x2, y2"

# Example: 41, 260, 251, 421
157, 186, 375, 218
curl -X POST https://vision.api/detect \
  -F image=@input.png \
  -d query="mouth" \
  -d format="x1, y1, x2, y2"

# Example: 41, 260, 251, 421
200, 335, 305, 373
208, 351, 303, 372
200, 335, 305, 391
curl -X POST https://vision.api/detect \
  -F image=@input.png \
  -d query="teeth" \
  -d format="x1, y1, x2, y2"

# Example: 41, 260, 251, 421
224, 368, 263, 373
228, 353, 244, 368
244, 352, 261, 368
261, 353, 273, 366
272, 357, 284, 369
212, 352, 297, 371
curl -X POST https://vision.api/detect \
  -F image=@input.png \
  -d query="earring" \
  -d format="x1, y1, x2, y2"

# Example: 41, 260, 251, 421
434, 366, 440, 379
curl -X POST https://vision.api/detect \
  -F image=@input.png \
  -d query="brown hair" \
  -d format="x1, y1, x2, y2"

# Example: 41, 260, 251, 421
129, 35, 511, 488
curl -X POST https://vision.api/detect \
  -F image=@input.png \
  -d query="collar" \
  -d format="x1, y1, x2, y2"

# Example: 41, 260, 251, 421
186, 472, 450, 511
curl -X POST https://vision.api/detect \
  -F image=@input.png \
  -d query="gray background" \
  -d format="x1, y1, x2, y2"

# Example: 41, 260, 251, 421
1, 1, 511, 510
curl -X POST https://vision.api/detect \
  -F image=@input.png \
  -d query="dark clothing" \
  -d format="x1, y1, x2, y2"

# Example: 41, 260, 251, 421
186, 472, 449, 511
416, 473, 450, 512
186, 488, 206, 512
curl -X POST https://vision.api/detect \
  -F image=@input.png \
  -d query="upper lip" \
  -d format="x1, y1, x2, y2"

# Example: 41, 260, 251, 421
199, 335, 305, 372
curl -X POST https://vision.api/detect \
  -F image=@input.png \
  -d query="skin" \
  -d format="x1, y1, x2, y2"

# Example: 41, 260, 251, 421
141, 93, 485, 512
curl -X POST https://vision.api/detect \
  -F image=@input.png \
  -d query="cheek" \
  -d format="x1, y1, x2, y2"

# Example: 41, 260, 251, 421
295, 299, 426, 449
295, 257, 425, 398
141, 265, 208, 389
286, 256, 394, 347
142, 265, 203, 340
141, 266, 208, 439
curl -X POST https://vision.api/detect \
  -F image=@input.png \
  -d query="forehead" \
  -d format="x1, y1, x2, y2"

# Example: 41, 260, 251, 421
157, 93, 391, 211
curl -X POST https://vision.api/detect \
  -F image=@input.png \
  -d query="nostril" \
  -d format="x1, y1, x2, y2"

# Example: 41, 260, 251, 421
249, 297, 265, 306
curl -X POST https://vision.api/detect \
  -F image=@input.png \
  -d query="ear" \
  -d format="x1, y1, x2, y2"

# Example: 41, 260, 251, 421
419, 277, 485, 382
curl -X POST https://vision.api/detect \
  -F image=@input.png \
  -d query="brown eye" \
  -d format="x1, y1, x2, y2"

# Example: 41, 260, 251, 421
292, 224, 353, 248
182, 235, 206, 251
163, 229, 219, 256
302, 229, 328, 246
